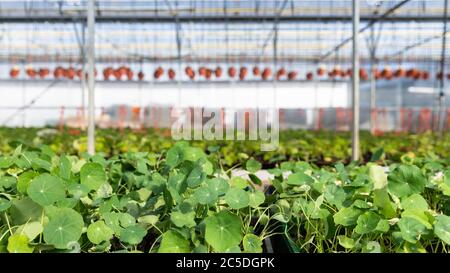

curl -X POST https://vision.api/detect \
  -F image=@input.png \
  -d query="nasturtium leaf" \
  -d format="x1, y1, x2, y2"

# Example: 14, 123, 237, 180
243, 234, 263, 253
353, 200, 371, 209
137, 215, 159, 226
158, 230, 191, 253
27, 173, 66, 206
224, 246, 242, 253
337, 235, 355, 249
119, 225, 147, 245
286, 172, 314, 186
56, 198, 78, 208
193, 245, 208, 253
375, 219, 390, 233
136, 159, 149, 175
246, 159, 262, 173
170, 211, 196, 228
207, 178, 229, 196
434, 215, 450, 245
198, 158, 214, 176
59, 155, 72, 180
387, 165, 426, 198
9, 197, 43, 225
397, 217, 429, 243
370, 165, 388, 190
0, 156, 13, 169
323, 184, 346, 208
362, 241, 381, 253
166, 146, 184, 168
194, 187, 218, 205
80, 162, 107, 191
229, 177, 248, 189
15, 221, 43, 241
103, 212, 135, 236
71, 158, 86, 174
333, 206, 362, 226
183, 147, 206, 162
68, 184, 89, 199
401, 209, 432, 229
95, 183, 113, 199
87, 221, 114, 244
402, 242, 427, 253
401, 194, 428, 211
373, 189, 397, 218
0, 198, 11, 212
186, 167, 205, 188
224, 188, 250, 209
0, 176, 16, 190
43, 208, 84, 249
248, 191, 265, 208
7, 234, 34, 253
17, 171, 38, 194
205, 211, 243, 252
354, 212, 381, 235
27, 152, 52, 171
280, 162, 294, 171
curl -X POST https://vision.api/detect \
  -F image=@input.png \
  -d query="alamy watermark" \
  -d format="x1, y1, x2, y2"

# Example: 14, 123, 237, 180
170, 107, 279, 151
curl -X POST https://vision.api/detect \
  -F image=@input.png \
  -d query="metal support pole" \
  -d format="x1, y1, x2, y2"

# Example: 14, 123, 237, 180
81, 22, 87, 130
437, 0, 448, 133
352, 0, 360, 161
87, 0, 96, 155
369, 26, 377, 133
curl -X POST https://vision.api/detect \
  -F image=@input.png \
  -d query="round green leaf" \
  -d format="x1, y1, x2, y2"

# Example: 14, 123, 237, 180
387, 165, 426, 198
119, 225, 146, 245
27, 174, 66, 206
397, 217, 429, 243
246, 159, 262, 173
205, 211, 243, 252
0, 198, 11, 212
248, 191, 265, 208
68, 184, 89, 199
243, 234, 263, 253
183, 147, 206, 162
17, 171, 38, 194
229, 177, 248, 189
224, 188, 250, 209
158, 230, 191, 253
354, 212, 381, 235
401, 194, 428, 211
80, 162, 107, 191
16, 221, 43, 241
287, 172, 314, 186
207, 178, 229, 196
7, 234, 34, 253
434, 215, 450, 245
170, 211, 196, 228
186, 167, 205, 188
43, 208, 84, 249
337, 235, 355, 249
333, 206, 362, 226
194, 187, 218, 205
166, 146, 183, 168
87, 221, 114, 244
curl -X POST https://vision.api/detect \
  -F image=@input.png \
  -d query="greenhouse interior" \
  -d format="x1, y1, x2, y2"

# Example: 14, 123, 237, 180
0, 0, 449, 256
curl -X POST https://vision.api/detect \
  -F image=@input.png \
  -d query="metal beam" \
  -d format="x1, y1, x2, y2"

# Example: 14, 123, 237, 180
2, 14, 447, 23
0, 55, 444, 64
87, 0, 95, 155
437, 0, 448, 133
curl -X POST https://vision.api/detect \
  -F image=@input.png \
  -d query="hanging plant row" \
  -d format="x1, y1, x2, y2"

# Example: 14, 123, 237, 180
7, 65, 449, 82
